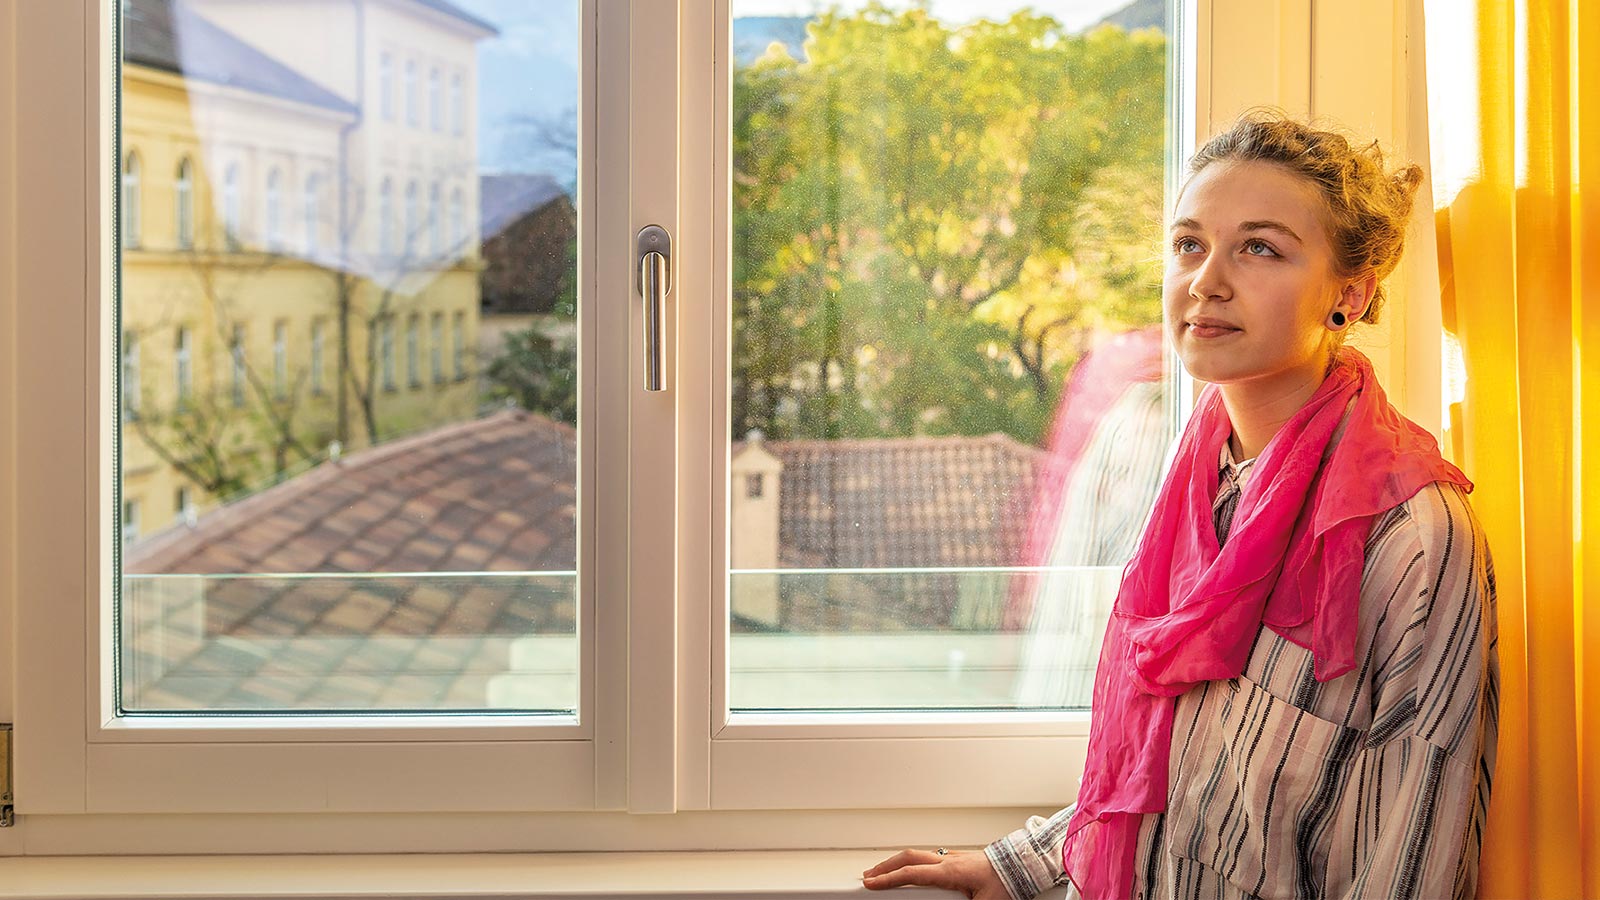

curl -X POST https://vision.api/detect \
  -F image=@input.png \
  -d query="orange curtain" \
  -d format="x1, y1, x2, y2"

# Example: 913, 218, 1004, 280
1425, 0, 1599, 896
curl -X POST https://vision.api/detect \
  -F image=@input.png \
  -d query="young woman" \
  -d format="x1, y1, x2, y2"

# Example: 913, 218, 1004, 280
863, 114, 1499, 900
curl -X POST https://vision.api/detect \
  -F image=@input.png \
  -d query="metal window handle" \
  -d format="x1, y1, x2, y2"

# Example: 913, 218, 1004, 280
637, 225, 672, 392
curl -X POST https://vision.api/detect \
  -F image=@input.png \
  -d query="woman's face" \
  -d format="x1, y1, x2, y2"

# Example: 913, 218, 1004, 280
1163, 159, 1343, 387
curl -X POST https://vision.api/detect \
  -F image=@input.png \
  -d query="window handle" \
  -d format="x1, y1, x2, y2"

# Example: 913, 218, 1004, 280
636, 225, 672, 392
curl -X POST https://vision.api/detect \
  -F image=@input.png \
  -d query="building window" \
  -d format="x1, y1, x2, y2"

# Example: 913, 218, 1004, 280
405, 59, 419, 127
429, 182, 442, 256
378, 178, 393, 257
273, 320, 288, 399
174, 158, 194, 249
174, 326, 192, 408
222, 163, 241, 248
381, 317, 396, 391
310, 319, 325, 395
406, 315, 421, 388
120, 151, 140, 249
175, 487, 196, 527
452, 310, 466, 379
264, 167, 284, 251
451, 71, 464, 135
429, 67, 442, 132
449, 187, 464, 254
121, 499, 140, 545
121, 330, 140, 419
230, 325, 247, 407
304, 174, 321, 255
430, 312, 443, 384
379, 51, 394, 120
405, 181, 419, 253
745, 473, 764, 499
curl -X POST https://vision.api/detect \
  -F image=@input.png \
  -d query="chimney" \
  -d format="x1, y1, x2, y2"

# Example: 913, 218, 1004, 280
729, 429, 783, 628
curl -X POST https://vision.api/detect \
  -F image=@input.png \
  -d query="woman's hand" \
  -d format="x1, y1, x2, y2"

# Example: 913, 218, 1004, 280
862, 848, 1011, 899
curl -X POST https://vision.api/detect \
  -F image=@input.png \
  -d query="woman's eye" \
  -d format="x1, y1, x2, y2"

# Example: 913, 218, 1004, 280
1173, 237, 1202, 254
1244, 239, 1278, 257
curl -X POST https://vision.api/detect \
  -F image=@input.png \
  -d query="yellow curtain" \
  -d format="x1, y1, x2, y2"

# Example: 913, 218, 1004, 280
1425, 0, 1599, 896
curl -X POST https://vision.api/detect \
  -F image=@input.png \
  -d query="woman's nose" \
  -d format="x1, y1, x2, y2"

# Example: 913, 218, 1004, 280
1188, 251, 1232, 302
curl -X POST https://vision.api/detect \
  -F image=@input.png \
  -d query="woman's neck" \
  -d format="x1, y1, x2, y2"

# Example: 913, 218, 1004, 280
1219, 367, 1329, 461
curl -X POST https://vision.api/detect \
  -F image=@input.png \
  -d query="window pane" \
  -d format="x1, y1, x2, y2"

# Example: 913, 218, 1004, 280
116, 0, 580, 714
728, 1, 1178, 712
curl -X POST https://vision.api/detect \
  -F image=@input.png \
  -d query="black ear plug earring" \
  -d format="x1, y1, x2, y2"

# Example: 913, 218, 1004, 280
1330, 311, 1348, 328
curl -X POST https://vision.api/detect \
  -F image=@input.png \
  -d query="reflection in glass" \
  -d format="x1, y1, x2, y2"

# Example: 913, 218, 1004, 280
117, 0, 581, 714
728, 1, 1177, 712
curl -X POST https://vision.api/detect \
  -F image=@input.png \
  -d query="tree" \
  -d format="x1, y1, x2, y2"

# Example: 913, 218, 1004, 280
731, 7, 1167, 446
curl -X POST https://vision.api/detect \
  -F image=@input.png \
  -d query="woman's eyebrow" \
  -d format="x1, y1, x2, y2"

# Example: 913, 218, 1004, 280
1238, 219, 1303, 243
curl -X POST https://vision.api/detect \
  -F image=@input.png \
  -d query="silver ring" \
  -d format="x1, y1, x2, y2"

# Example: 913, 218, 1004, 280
935, 847, 948, 856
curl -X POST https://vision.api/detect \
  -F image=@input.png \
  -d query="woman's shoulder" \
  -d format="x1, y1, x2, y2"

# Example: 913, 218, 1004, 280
1367, 479, 1488, 568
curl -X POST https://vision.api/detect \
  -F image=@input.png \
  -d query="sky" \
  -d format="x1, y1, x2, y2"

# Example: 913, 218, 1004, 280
448, 0, 1141, 184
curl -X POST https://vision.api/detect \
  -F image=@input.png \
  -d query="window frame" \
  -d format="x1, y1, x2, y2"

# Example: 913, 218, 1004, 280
0, 0, 1445, 856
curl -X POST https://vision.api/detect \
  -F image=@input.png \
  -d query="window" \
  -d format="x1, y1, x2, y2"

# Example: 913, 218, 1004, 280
264, 167, 284, 251
405, 58, 418, 127
174, 325, 192, 407
451, 71, 464, 135
273, 320, 288, 399
381, 316, 396, 391
378, 177, 393, 256
304, 173, 321, 255
405, 180, 419, 253
310, 319, 325, 395
121, 499, 140, 545
174, 157, 194, 249
175, 486, 196, 526
14, 0, 1435, 861
449, 187, 464, 253
230, 324, 246, 407
430, 312, 444, 384
379, 51, 394, 120
120, 150, 140, 248
451, 309, 465, 379
429, 66, 442, 131
406, 314, 421, 388
429, 182, 442, 255
121, 330, 140, 419
222, 162, 241, 247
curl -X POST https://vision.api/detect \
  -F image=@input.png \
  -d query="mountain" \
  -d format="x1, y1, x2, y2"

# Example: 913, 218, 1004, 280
1093, 0, 1167, 33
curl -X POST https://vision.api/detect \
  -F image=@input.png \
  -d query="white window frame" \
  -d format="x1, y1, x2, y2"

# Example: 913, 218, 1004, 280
119, 149, 138, 248
264, 166, 284, 251
429, 66, 442, 132
0, 0, 1442, 859
430, 311, 444, 384
273, 319, 288, 399
379, 50, 394, 121
120, 329, 139, 418
405, 313, 420, 388
404, 58, 418, 128
451, 70, 464, 135
174, 157, 193, 249
303, 172, 320, 256
310, 318, 325, 395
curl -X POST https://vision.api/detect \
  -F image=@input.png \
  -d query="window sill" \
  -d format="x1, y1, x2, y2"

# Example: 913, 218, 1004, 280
0, 850, 1073, 899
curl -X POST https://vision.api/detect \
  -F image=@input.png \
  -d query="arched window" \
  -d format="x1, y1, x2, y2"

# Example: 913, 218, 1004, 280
264, 167, 284, 251
378, 177, 393, 256
379, 51, 394, 120
121, 151, 141, 249
304, 174, 321, 255
222, 163, 242, 248
429, 182, 442, 256
429, 67, 442, 132
174, 158, 193, 249
404, 180, 419, 254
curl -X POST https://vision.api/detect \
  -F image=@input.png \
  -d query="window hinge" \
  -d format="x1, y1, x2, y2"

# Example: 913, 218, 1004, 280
1, 723, 12, 827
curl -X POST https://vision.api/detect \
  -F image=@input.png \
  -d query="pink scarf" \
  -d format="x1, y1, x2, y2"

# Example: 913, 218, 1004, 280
1060, 347, 1472, 898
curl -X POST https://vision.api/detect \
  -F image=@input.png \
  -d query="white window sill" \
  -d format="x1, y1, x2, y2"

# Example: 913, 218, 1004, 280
0, 851, 1074, 899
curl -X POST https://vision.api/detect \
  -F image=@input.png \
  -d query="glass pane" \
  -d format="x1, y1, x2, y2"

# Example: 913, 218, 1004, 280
115, 0, 581, 714
728, 0, 1178, 711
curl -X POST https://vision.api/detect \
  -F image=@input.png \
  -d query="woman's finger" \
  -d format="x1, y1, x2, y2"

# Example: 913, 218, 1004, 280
862, 849, 942, 878
863, 862, 954, 891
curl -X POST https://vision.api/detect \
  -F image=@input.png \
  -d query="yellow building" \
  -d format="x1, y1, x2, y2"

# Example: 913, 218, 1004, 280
118, 0, 495, 541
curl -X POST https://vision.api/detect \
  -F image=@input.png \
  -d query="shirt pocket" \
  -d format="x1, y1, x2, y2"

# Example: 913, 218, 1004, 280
1163, 675, 1365, 900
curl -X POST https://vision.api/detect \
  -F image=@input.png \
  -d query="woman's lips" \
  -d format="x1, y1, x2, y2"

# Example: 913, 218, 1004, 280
1187, 323, 1241, 339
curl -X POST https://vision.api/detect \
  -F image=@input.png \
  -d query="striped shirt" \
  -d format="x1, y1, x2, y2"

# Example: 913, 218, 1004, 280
986, 442, 1500, 900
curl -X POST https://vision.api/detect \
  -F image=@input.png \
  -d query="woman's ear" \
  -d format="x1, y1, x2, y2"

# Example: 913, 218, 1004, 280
1340, 274, 1378, 321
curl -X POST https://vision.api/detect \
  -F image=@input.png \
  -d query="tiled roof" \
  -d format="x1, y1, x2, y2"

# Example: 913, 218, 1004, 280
753, 433, 1042, 570
480, 173, 569, 239
122, 0, 358, 114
